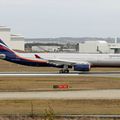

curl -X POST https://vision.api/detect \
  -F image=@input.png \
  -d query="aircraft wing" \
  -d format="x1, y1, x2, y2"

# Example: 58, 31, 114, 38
34, 54, 90, 66
48, 59, 90, 66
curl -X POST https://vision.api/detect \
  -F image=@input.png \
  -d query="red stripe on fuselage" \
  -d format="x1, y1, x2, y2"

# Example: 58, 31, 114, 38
0, 44, 47, 63
0, 45, 15, 54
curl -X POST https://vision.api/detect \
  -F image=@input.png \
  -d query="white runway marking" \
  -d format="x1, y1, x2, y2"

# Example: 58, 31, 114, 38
0, 90, 120, 100
0, 73, 80, 77
0, 72, 119, 77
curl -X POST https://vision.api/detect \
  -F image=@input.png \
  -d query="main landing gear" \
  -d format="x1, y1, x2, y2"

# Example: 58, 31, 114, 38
59, 69, 69, 73
59, 65, 69, 73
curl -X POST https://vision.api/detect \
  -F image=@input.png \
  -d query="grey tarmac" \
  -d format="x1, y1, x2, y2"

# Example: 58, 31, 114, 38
0, 71, 120, 77
0, 90, 120, 100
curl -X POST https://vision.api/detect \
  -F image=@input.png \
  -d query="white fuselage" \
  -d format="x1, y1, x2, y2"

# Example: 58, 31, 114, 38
18, 53, 120, 67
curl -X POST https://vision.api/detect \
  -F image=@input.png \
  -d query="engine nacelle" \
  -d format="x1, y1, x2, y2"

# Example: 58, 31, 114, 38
74, 63, 91, 71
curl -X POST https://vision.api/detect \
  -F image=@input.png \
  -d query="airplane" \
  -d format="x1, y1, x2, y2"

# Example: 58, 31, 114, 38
0, 38, 120, 73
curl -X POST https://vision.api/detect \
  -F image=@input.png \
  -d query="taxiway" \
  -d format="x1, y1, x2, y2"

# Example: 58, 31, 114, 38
0, 90, 120, 100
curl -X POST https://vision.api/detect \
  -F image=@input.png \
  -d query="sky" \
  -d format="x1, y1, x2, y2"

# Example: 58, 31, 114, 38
0, 0, 120, 38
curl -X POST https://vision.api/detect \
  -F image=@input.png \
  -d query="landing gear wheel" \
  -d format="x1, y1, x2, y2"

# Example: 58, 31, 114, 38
59, 65, 69, 74
64, 69, 69, 73
59, 69, 64, 73
59, 69, 69, 73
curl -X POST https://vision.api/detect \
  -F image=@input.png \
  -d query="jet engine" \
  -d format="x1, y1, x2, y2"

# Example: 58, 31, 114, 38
74, 63, 91, 71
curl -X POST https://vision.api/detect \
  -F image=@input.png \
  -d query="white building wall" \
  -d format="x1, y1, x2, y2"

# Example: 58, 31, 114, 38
0, 26, 24, 51
98, 41, 109, 53
11, 35, 24, 51
0, 26, 11, 47
79, 41, 109, 53
79, 42, 98, 53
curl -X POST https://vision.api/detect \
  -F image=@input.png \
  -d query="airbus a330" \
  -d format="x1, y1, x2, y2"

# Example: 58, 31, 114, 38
0, 39, 120, 73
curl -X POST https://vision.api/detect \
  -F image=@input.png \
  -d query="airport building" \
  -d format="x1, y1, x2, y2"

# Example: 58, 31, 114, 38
24, 38, 120, 53
25, 43, 63, 52
79, 40, 120, 54
79, 41, 109, 53
108, 43, 120, 53
0, 26, 24, 51
1, 26, 120, 53
25, 38, 77, 52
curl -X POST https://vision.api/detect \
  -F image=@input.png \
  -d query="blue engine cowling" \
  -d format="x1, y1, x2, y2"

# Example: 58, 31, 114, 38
74, 64, 90, 71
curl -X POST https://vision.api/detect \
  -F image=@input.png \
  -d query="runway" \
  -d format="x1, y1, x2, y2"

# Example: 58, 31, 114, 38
0, 72, 80, 77
0, 71, 120, 77
0, 90, 120, 100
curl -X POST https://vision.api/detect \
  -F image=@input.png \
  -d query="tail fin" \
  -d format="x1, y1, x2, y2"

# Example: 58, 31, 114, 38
0, 38, 16, 59
0, 38, 14, 51
0, 39, 8, 47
